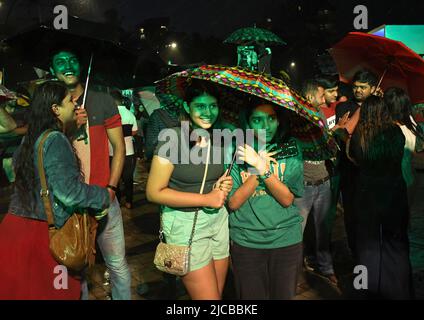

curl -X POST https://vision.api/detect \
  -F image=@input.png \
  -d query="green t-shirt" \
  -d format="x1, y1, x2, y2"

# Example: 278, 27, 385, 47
227, 139, 304, 249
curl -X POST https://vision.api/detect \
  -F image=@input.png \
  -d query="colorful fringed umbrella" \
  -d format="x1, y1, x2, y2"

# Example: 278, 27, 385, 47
224, 27, 286, 46
156, 65, 337, 160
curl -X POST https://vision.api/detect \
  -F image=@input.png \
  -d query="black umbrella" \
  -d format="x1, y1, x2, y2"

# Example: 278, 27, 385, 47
3, 16, 163, 89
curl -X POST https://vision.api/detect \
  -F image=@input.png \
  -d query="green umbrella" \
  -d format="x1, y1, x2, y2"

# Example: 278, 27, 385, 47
224, 26, 286, 46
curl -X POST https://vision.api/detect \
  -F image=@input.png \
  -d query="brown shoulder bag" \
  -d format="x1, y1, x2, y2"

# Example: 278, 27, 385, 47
38, 130, 98, 272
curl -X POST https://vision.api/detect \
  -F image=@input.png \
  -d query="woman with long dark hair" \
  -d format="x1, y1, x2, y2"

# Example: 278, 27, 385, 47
348, 95, 412, 299
384, 87, 424, 203
227, 97, 304, 299
146, 80, 233, 300
0, 81, 111, 299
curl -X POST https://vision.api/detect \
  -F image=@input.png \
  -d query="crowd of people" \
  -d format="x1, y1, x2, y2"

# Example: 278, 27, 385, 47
0, 47, 423, 301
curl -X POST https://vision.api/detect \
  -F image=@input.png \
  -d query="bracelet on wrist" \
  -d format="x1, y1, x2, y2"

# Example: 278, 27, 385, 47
258, 169, 273, 181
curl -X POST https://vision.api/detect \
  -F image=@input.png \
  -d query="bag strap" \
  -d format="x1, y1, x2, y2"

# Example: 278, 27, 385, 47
159, 139, 211, 246
37, 129, 56, 229
188, 140, 211, 246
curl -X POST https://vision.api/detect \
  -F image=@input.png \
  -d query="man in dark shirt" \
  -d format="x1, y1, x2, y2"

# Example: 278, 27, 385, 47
335, 69, 378, 257
336, 69, 378, 130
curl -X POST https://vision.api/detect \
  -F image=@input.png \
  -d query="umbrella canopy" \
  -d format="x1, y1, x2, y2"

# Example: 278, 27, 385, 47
156, 65, 337, 160
224, 26, 286, 46
3, 16, 162, 89
330, 32, 424, 104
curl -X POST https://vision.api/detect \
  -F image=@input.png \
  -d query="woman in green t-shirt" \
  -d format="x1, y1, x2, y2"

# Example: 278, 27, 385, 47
146, 80, 233, 300
228, 97, 304, 299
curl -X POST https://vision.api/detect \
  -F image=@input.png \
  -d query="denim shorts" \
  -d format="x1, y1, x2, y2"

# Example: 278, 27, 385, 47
161, 206, 229, 272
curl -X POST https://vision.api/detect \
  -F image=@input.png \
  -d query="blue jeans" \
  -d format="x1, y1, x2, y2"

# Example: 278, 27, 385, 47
82, 198, 131, 300
295, 180, 334, 275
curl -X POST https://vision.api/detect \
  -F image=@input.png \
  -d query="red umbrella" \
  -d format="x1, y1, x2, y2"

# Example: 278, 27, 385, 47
330, 32, 424, 104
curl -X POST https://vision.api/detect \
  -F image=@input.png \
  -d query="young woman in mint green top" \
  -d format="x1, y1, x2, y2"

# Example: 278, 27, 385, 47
228, 97, 304, 299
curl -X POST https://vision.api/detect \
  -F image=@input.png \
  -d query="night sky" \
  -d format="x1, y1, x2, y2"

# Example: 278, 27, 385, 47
1, 0, 423, 88
2, 0, 423, 39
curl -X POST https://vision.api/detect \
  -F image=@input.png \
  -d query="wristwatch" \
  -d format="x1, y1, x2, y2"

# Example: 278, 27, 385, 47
259, 169, 273, 181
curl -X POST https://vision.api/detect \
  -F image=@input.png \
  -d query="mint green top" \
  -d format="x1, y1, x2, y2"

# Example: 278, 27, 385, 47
227, 139, 304, 249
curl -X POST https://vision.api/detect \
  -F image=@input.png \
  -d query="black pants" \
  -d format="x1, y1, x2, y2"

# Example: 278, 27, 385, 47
111, 155, 136, 205
354, 176, 413, 299
356, 226, 413, 299
230, 241, 302, 300
340, 172, 357, 257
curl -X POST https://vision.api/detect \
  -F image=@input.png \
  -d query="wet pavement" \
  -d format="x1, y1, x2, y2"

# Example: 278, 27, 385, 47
1, 157, 423, 300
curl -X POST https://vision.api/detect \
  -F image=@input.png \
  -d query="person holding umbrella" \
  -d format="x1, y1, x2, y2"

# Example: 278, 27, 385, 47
335, 69, 378, 257
146, 79, 233, 300
227, 97, 304, 300
50, 49, 131, 300
152, 64, 338, 299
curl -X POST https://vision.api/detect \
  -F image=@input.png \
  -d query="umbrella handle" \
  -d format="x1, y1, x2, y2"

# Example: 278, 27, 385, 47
79, 53, 93, 145
376, 55, 395, 91
81, 53, 94, 109
376, 67, 388, 90
226, 150, 238, 177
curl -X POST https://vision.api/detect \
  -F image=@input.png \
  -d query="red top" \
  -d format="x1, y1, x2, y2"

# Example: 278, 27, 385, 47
77, 90, 122, 187
320, 102, 337, 129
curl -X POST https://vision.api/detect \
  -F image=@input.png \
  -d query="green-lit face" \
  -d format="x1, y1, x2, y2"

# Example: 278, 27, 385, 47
184, 94, 219, 129
248, 104, 279, 143
50, 51, 81, 87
